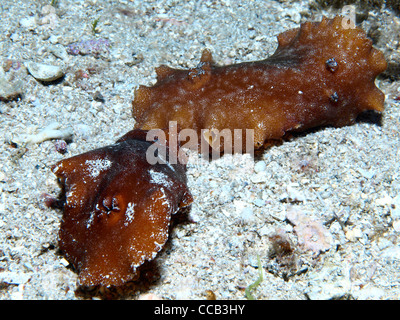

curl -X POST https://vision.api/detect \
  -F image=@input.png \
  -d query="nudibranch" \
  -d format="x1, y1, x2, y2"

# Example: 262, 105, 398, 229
132, 16, 387, 151
52, 129, 193, 287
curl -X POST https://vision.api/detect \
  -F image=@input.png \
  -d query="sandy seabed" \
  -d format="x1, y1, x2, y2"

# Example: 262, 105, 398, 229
0, 0, 399, 299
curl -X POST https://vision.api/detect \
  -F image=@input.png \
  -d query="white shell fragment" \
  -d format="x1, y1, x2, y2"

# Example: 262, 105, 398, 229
26, 122, 73, 144
48, 44, 69, 60
11, 122, 73, 145
25, 61, 65, 82
0, 271, 32, 285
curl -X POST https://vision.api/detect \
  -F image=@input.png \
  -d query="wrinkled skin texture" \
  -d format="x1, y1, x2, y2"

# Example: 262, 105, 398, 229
132, 16, 387, 151
52, 130, 193, 287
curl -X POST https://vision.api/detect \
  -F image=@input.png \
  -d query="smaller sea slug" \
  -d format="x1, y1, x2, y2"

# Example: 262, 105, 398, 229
52, 129, 193, 286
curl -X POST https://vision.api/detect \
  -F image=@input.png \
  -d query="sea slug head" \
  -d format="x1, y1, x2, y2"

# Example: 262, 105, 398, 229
275, 16, 387, 127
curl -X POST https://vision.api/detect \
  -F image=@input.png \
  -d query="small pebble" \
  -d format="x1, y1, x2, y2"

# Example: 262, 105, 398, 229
74, 123, 92, 139
19, 16, 37, 30
285, 184, 307, 202
9, 33, 19, 42
25, 61, 65, 82
49, 44, 69, 60
391, 207, 400, 219
60, 258, 70, 267
381, 245, 400, 260
54, 139, 68, 154
93, 91, 105, 103
0, 74, 23, 101
235, 200, 256, 223
254, 161, 267, 173
125, 53, 144, 67
375, 194, 393, 206
377, 238, 394, 250
240, 206, 255, 223
48, 35, 59, 44
3, 59, 13, 72
345, 226, 363, 242
39, 5, 58, 29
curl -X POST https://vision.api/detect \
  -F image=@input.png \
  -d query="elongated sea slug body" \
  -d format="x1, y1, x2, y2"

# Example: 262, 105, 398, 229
132, 16, 387, 151
52, 129, 193, 287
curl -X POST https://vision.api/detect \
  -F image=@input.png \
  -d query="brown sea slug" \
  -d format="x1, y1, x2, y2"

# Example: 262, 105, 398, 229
132, 16, 387, 152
